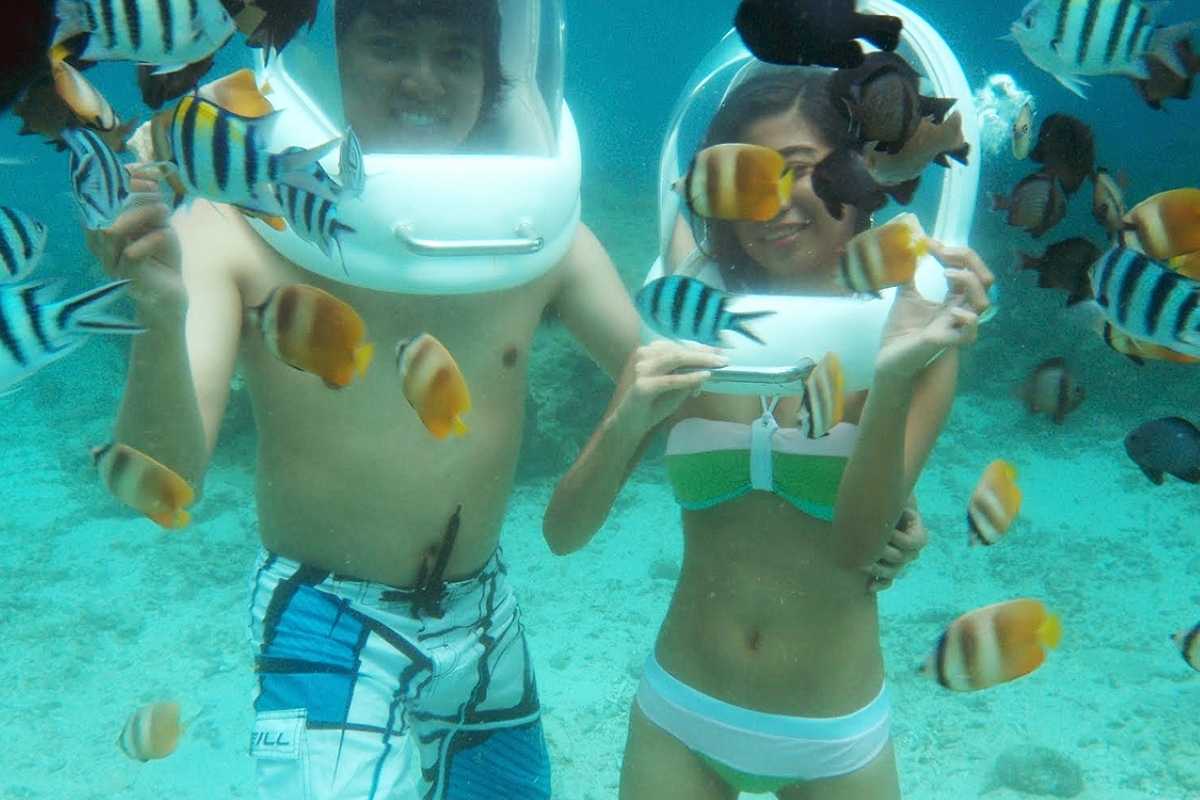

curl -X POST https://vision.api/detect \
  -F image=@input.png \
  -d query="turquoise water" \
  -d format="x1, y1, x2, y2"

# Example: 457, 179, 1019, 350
2, 1, 1199, 798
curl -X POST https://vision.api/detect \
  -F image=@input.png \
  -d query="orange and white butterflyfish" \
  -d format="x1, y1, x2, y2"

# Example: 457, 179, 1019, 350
839, 212, 928, 296
1123, 188, 1200, 261
49, 47, 119, 132
1171, 622, 1200, 672
92, 443, 194, 530
1169, 251, 1200, 280
676, 143, 795, 222
967, 459, 1022, 546
249, 284, 374, 389
117, 701, 187, 762
921, 598, 1062, 692
795, 352, 845, 439
395, 333, 471, 440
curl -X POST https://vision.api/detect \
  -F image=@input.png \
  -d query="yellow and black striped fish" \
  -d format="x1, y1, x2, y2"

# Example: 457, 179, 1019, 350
154, 92, 338, 218
1091, 245, 1200, 357
53, 0, 235, 74
0, 206, 47, 281
1009, 0, 1199, 99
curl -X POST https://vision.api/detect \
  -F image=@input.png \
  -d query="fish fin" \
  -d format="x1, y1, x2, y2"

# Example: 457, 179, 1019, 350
777, 168, 795, 207
452, 417, 469, 437
1122, 352, 1146, 366
919, 95, 956, 124
52, 280, 140, 335
354, 343, 374, 377
72, 316, 146, 335
273, 137, 339, 180
886, 178, 921, 206
825, 41, 868, 70
727, 310, 775, 345
1138, 465, 1165, 485
1149, 21, 1200, 78
1054, 73, 1090, 99
1038, 613, 1063, 649
51, 0, 91, 45
1180, 468, 1200, 484
948, 144, 971, 166
150, 509, 190, 529
148, 63, 191, 77
853, 12, 903, 53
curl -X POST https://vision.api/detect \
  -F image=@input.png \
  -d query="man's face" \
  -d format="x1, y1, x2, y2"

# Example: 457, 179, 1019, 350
338, 11, 487, 152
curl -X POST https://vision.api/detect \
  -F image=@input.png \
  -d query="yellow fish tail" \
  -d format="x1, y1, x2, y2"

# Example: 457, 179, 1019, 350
777, 168, 796, 208
354, 343, 375, 377
1038, 612, 1063, 649
150, 509, 191, 530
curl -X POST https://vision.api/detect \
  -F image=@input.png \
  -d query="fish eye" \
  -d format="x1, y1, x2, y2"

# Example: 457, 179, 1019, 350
1023, 14, 1034, 28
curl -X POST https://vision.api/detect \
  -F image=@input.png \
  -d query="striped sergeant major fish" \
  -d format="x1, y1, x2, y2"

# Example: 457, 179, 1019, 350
152, 93, 339, 220
1091, 245, 1200, 356
273, 149, 355, 272
62, 126, 132, 230
0, 278, 143, 394
636, 275, 773, 347
52, 0, 236, 76
1008, 0, 1200, 98
0, 206, 48, 282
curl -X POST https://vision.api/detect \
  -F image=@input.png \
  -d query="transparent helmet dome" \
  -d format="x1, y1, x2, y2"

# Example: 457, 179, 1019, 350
251, 0, 580, 294
648, 1, 982, 393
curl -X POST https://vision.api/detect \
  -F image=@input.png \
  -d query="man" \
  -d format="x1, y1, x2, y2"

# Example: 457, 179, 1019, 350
93, 1, 638, 797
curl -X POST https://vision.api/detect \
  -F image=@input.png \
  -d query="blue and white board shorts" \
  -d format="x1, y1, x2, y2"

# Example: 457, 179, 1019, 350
247, 547, 551, 800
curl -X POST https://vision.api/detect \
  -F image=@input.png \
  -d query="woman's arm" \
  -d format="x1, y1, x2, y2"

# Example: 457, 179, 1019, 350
543, 341, 726, 555
832, 350, 957, 570
832, 242, 993, 570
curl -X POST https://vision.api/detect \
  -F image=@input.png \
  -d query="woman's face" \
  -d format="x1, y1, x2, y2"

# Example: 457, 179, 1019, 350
339, 12, 486, 152
731, 109, 859, 292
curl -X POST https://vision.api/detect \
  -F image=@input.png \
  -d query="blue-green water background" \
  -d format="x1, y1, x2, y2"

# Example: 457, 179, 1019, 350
2, 1, 1199, 798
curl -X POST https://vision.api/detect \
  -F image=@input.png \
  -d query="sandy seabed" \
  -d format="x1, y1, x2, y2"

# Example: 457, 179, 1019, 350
2, 369, 1199, 800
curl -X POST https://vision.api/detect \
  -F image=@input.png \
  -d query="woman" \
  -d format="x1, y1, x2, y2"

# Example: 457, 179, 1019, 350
543, 68, 993, 799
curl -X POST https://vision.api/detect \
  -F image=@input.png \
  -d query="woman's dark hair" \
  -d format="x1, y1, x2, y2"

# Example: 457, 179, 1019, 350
335, 0, 509, 126
696, 67, 865, 291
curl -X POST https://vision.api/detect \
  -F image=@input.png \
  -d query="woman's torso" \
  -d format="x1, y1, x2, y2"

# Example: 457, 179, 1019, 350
655, 389, 887, 717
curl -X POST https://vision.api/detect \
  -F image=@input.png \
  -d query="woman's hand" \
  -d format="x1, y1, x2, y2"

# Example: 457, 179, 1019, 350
607, 340, 728, 439
874, 241, 994, 385
85, 169, 186, 324
864, 501, 928, 592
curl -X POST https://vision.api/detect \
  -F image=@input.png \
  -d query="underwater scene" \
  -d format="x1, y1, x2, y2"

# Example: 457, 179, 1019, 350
1, 0, 1199, 798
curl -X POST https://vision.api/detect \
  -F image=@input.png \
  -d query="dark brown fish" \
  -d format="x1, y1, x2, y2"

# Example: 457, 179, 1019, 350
1125, 417, 1200, 485
1132, 40, 1200, 111
830, 52, 956, 155
231, 0, 320, 53
992, 172, 1067, 239
138, 56, 216, 109
734, 0, 902, 70
811, 148, 910, 220
862, 111, 969, 186
1030, 114, 1094, 195
0, 0, 56, 113
1018, 357, 1085, 425
1019, 237, 1099, 306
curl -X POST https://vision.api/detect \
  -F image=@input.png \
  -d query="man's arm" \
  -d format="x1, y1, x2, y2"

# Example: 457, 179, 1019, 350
547, 223, 643, 380
94, 195, 243, 496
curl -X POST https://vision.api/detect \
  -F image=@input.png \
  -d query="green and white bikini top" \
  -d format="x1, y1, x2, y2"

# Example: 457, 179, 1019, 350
665, 397, 858, 522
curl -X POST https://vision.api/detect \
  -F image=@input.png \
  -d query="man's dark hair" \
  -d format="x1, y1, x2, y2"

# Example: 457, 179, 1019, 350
335, 0, 509, 125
